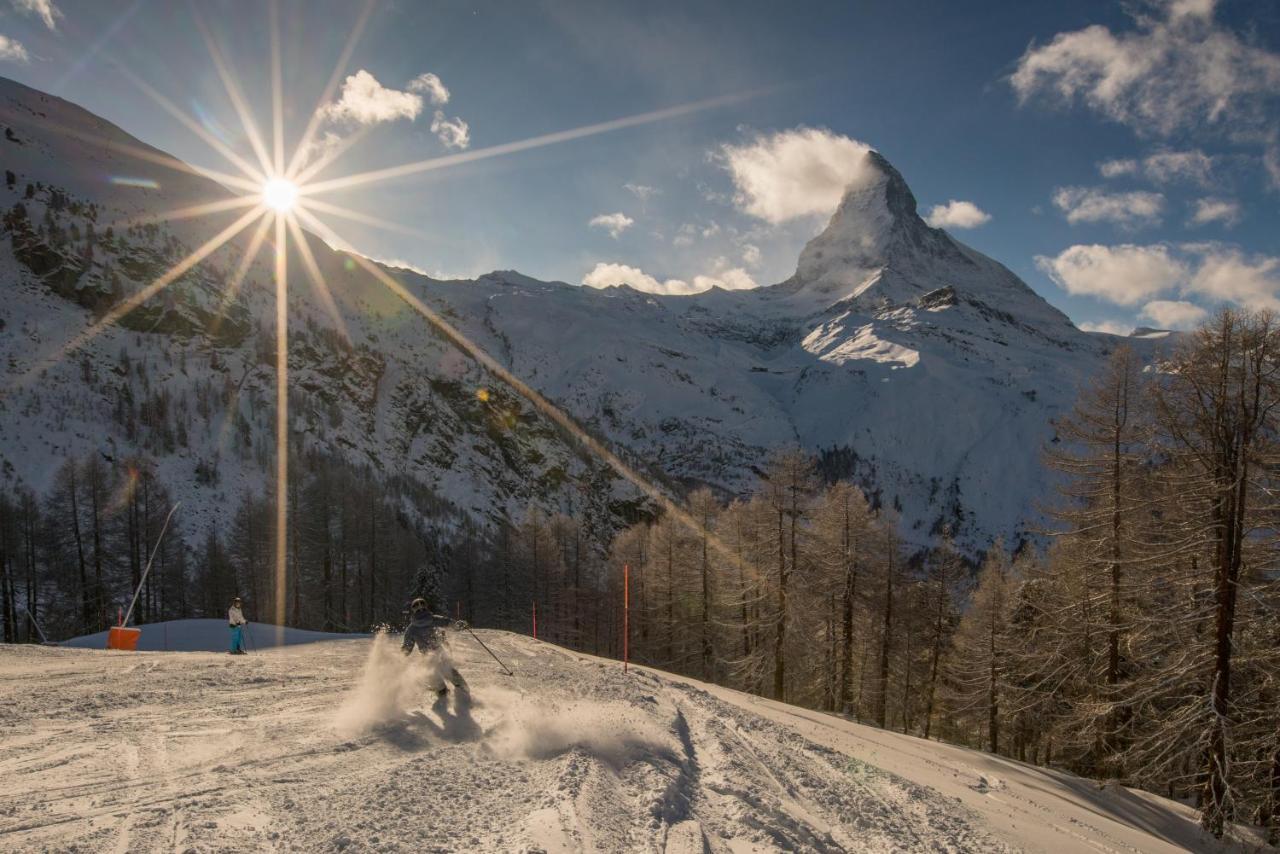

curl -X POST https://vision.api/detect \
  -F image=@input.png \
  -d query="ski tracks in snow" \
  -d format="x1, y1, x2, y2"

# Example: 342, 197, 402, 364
0, 632, 1147, 853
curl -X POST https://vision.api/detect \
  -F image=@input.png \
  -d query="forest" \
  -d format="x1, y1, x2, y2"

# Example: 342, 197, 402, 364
1, 308, 1276, 841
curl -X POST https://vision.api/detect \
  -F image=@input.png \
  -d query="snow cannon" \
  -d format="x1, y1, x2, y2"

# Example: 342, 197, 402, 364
106, 626, 141, 651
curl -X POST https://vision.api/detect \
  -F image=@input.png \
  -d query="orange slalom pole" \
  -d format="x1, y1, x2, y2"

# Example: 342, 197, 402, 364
623, 563, 630, 673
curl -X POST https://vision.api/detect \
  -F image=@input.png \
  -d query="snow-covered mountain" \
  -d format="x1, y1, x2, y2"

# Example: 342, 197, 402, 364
0, 76, 1167, 551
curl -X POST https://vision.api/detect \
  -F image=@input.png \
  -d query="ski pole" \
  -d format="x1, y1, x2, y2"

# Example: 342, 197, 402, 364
243, 623, 254, 653
463, 625, 513, 676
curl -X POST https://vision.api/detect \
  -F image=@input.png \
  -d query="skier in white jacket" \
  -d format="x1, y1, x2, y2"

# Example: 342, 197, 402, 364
228, 597, 248, 655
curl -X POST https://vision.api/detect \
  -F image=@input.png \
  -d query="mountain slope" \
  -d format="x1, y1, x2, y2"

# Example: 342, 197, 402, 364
0, 75, 1169, 551
0, 633, 1254, 852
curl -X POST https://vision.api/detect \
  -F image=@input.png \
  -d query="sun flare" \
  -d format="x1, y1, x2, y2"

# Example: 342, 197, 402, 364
262, 177, 298, 212
15, 1, 755, 631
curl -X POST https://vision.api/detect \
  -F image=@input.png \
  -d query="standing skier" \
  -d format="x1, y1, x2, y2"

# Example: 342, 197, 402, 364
228, 597, 248, 655
402, 597, 468, 696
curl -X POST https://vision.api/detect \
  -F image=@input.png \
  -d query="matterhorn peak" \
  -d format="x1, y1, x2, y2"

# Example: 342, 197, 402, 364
787, 150, 966, 302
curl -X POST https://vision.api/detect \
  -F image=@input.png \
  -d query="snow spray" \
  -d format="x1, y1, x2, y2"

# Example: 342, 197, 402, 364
332, 632, 447, 736
485, 697, 678, 769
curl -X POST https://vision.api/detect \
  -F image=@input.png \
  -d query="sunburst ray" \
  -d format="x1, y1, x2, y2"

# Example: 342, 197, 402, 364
295, 208, 754, 577
10, 205, 265, 394
285, 211, 350, 341
270, 1, 286, 176
193, 9, 275, 180
290, 125, 371, 187
285, 0, 375, 181
210, 211, 274, 337
119, 66, 267, 185
0, 105, 262, 193
300, 89, 764, 197
273, 211, 289, 634
297, 196, 437, 241
105, 194, 260, 232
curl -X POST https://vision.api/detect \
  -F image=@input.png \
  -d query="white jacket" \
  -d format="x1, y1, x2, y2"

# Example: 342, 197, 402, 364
228, 606, 246, 627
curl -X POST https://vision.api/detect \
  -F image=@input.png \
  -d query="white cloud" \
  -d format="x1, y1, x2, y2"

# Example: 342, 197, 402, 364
1041, 240, 1280, 314
1099, 149, 1215, 185
319, 70, 469, 148
582, 263, 693, 295
1052, 186, 1164, 226
12, 0, 59, 30
321, 70, 424, 125
583, 258, 759, 296
719, 127, 875, 224
588, 212, 634, 239
924, 199, 991, 230
1183, 244, 1280, 310
1035, 243, 1187, 305
672, 223, 696, 247
693, 269, 757, 291
407, 72, 450, 105
624, 183, 659, 203
430, 110, 470, 149
1098, 158, 1139, 178
1010, 1, 1280, 139
1078, 320, 1133, 335
1188, 197, 1241, 227
741, 243, 762, 267
1139, 299, 1208, 329
0, 34, 27, 63
1142, 149, 1213, 184
694, 257, 758, 291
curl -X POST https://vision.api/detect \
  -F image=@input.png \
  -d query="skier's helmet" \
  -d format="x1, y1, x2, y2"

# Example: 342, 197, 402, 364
409, 597, 427, 614
232, 597, 242, 605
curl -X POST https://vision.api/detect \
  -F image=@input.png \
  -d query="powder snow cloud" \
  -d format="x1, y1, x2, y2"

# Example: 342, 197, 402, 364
924, 200, 991, 230
718, 127, 875, 224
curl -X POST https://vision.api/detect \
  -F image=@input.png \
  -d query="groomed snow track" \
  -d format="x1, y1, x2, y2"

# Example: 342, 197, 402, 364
0, 630, 1251, 852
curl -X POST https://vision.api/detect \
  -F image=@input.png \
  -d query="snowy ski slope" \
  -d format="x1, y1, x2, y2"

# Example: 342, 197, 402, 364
0, 627, 1263, 853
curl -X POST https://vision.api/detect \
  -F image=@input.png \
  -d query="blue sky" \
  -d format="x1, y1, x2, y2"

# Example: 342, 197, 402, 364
0, 0, 1276, 332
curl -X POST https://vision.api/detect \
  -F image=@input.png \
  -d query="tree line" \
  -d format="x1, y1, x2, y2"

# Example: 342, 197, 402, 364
2, 307, 1275, 841
580, 308, 1278, 842
0, 449, 467, 643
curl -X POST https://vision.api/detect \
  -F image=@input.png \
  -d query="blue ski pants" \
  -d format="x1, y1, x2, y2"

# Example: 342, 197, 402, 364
230, 624, 244, 653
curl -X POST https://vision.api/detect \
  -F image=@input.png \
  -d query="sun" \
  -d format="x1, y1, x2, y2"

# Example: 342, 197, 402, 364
16, 1, 757, 631
262, 178, 298, 212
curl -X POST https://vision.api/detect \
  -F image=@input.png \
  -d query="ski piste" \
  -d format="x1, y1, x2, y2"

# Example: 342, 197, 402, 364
1, 626, 1258, 852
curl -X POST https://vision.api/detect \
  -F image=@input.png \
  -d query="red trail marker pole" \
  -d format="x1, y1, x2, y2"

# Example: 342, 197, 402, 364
623, 563, 630, 673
